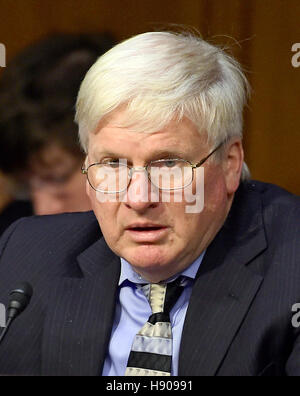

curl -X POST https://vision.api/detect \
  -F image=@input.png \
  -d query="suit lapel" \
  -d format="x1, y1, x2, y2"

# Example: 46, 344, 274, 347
41, 237, 120, 376
179, 183, 267, 376
41, 183, 267, 376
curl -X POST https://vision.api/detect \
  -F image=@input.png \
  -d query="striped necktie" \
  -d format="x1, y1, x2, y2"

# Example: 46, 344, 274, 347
125, 277, 184, 376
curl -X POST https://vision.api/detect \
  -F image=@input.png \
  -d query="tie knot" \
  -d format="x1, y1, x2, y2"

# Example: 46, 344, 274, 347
140, 277, 184, 315
149, 283, 167, 314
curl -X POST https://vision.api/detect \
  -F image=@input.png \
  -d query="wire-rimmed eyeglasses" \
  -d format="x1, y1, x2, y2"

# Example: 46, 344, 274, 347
81, 141, 224, 194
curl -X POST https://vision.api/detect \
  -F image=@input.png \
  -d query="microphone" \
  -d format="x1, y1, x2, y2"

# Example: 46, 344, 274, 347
0, 282, 33, 345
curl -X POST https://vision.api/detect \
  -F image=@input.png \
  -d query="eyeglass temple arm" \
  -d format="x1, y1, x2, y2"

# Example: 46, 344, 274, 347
81, 141, 225, 172
81, 165, 88, 174
192, 142, 224, 169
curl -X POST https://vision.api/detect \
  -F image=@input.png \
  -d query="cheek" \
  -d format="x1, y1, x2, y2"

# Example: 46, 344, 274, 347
175, 172, 227, 239
203, 169, 227, 212
89, 188, 121, 236
167, 204, 195, 242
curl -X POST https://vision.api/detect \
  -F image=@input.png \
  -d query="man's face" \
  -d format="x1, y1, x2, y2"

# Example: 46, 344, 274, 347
87, 110, 241, 282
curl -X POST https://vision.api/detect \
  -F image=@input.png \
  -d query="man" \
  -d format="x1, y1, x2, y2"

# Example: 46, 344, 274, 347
0, 31, 299, 376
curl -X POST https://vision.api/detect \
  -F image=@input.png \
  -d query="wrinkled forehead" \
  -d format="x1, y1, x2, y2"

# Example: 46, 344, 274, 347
88, 109, 208, 161
90, 105, 173, 137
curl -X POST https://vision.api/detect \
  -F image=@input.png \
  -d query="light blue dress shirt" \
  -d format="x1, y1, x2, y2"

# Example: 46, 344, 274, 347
102, 252, 205, 376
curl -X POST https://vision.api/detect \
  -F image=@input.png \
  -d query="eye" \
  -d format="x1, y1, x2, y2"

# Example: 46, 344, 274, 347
163, 160, 177, 168
102, 159, 121, 168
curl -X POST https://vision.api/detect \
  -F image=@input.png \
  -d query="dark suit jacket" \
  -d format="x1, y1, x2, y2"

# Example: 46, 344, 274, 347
0, 180, 299, 376
0, 200, 33, 237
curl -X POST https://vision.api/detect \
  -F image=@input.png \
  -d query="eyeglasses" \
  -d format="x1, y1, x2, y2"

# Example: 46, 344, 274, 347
82, 142, 224, 194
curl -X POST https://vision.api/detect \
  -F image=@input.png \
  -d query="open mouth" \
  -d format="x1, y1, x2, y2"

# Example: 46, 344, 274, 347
129, 226, 164, 232
125, 224, 168, 242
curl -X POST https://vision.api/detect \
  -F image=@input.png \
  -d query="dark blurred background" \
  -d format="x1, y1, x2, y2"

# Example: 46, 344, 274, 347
0, 0, 299, 196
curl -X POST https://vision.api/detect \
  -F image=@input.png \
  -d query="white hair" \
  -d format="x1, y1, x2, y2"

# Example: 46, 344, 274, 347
75, 31, 251, 180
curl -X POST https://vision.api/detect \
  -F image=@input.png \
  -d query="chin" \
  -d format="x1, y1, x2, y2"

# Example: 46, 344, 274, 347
123, 244, 171, 270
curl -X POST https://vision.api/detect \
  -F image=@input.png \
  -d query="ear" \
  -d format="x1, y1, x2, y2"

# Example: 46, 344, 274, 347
83, 157, 91, 198
223, 139, 244, 195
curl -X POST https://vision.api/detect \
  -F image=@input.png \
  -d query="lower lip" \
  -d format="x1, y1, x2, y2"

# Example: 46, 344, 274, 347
126, 227, 168, 242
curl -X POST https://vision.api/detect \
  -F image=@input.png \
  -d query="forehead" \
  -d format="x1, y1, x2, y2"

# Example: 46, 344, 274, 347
89, 110, 206, 159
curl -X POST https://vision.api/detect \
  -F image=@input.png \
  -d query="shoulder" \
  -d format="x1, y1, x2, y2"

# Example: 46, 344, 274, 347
247, 180, 300, 230
230, 180, 300, 262
249, 180, 300, 206
240, 180, 300, 221
0, 211, 102, 279
239, 181, 300, 269
0, 210, 100, 250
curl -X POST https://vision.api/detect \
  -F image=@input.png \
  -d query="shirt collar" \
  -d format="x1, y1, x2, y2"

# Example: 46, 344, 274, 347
119, 250, 206, 286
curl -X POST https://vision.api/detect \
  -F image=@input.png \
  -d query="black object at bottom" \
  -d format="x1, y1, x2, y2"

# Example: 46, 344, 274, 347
127, 351, 172, 373
148, 312, 170, 324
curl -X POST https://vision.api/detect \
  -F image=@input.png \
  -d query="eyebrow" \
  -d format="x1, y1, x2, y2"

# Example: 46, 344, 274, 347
91, 151, 121, 159
91, 149, 189, 162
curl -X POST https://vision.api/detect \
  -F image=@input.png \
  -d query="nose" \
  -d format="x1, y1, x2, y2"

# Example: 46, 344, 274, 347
124, 168, 159, 212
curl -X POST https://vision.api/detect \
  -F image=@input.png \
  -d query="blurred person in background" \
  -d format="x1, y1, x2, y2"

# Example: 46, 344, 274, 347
0, 33, 115, 234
